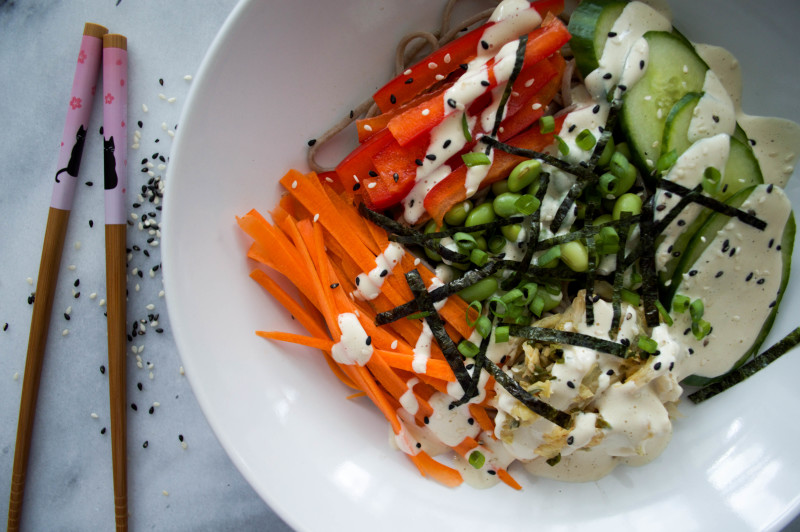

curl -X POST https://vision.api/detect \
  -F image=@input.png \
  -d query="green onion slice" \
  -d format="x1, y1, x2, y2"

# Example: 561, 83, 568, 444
462, 152, 491, 167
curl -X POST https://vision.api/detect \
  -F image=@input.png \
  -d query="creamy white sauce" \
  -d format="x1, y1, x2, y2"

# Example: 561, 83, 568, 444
400, 378, 420, 415
330, 313, 373, 366
353, 242, 405, 300
412, 321, 433, 373
688, 70, 736, 142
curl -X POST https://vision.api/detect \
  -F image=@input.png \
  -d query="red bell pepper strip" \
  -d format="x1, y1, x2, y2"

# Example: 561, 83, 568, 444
334, 127, 394, 194
497, 53, 564, 141
372, 0, 564, 113
423, 115, 566, 225
386, 15, 570, 147
361, 133, 432, 210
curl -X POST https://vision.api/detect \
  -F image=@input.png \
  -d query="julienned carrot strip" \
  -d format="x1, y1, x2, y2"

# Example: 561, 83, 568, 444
468, 403, 495, 433
409, 450, 463, 488
497, 469, 523, 490
453, 436, 480, 457
375, 350, 454, 382
346, 391, 367, 400
256, 331, 333, 351
249, 270, 327, 338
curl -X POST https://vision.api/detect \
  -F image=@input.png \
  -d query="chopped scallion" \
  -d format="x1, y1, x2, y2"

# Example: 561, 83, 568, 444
461, 113, 473, 142
576, 129, 596, 151
638, 335, 658, 354
539, 115, 555, 133
462, 152, 491, 167
495, 326, 510, 343
468, 450, 486, 469
458, 340, 480, 358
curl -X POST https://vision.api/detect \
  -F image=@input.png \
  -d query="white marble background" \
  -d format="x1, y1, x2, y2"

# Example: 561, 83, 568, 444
2, 1, 800, 531
0, 0, 293, 530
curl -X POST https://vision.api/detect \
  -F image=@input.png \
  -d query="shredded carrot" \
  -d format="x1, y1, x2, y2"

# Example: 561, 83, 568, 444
497, 468, 523, 491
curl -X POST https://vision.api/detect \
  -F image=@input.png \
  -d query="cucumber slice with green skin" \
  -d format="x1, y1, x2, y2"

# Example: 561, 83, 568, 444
681, 211, 795, 387
663, 184, 793, 381
716, 135, 763, 200
662, 91, 702, 157
621, 31, 708, 173
567, 0, 627, 77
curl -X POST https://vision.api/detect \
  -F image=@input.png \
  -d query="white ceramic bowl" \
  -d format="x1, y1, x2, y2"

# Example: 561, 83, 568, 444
163, 1, 800, 530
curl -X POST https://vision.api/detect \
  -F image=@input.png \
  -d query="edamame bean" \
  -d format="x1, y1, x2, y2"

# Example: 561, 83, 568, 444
491, 180, 510, 196
501, 223, 522, 242
613, 193, 642, 220
457, 277, 498, 303
474, 234, 487, 251
609, 151, 637, 194
444, 200, 473, 226
507, 159, 542, 192
560, 241, 589, 272
493, 192, 522, 218
464, 202, 496, 234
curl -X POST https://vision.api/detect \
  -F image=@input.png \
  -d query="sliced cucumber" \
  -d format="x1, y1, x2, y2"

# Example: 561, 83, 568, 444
661, 92, 702, 157
717, 135, 763, 200
663, 184, 794, 381
568, 0, 628, 77
621, 31, 708, 172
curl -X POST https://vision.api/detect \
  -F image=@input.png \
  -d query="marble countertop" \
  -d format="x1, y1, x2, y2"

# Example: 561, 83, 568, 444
1, 1, 800, 531
0, 1, 291, 530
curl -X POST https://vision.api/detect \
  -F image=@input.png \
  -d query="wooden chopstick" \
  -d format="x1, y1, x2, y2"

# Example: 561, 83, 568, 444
102, 32, 130, 532
7, 22, 108, 532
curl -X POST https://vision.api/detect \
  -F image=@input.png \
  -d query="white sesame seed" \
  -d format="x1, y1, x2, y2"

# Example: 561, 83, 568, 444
167, 97, 177, 103
158, 164, 166, 171
363, 124, 372, 132
68, 265, 76, 271
403, 69, 412, 76
146, 161, 155, 168
74, 241, 82, 250
421, 108, 430, 116
443, 53, 451, 64
158, 290, 165, 298
99, 299, 106, 307
428, 62, 438, 70
313, 213, 320, 222
148, 170, 155, 177
524, 78, 535, 88
161, 122, 168, 130
352, 174, 359, 183
91, 413, 99, 419
138, 222, 144, 231
367, 182, 377, 189
65, 306, 72, 315
179, 366, 185, 375
435, 74, 445, 81
682, 64, 689, 74
414, 258, 421, 265
149, 371, 154, 380
26, 277, 33, 285
146, 304, 155, 311
162, 490, 169, 496
158, 93, 167, 100
153, 401, 160, 407
391, 340, 398, 350
131, 143, 140, 149
62, 329, 69, 336
137, 361, 143, 369
181, 442, 188, 450
131, 345, 138, 354
131, 212, 139, 220
150, 240, 160, 247
167, 130, 175, 138
13, 372, 19, 381
291, 180, 298, 189
325, 177, 334, 183
90, 292, 97, 300
135, 284, 141, 292
532, 103, 542, 110
184, 74, 193, 81
147, 362, 154, 369
142, 103, 149, 113
149, 269, 155, 278
644, 95, 652, 101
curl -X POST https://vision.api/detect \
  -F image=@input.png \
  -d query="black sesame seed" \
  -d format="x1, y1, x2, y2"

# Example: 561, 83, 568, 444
722, 184, 728, 193
769, 300, 777, 308
149, 406, 155, 415
606, 369, 614, 376
73, 292, 80, 299
777, 245, 782, 251
669, 362, 674, 371
712, 115, 720, 123
142, 440, 148, 448
137, 382, 143, 391
409, 199, 415, 208
722, 239, 730, 252
729, 247, 736, 257
654, 362, 662, 371
99, 126, 104, 135
656, 204, 666, 212
137, 120, 143, 128
390, 94, 396, 104
460, 63, 469, 70
426, 154, 437, 161
355, 276, 361, 286
352, 183, 361, 191
307, 138, 317, 147
368, 170, 378, 177
393, 173, 399, 183
131, 403, 138, 411
618, 84, 627, 92
640, 60, 645, 69
101, 427, 107, 435
415, 158, 423, 166
620, 338, 630, 347
677, 219, 686, 226
608, 31, 617, 37
64, 313, 70, 321
749, 138, 756, 146
481, 40, 489, 50
767, 183, 774, 193
424, 416, 430, 424
468, 418, 474, 425
688, 348, 695, 355
757, 278, 766, 285
443, 139, 452, 149
567, 381, 575, 389
592, 104, 600, 114
684, 328, 691, 336
159, 78, 164, 86
85, 181, 93, 186
349, 110, 354, 119
448, 403, 455, 410
330, 283, 339, 289
715, 271, 724, 278
603, 72, 612, 80
416, 442, 422, 448
365, 336, 372, 346
379, 270, 388, 277
89, 219, 94, 228
100, 365, 106, 374
447, 98, 457, 109
746, 272, 753, 282
568, 124, 577, 133
768, 238, 775, 248
688, 269, 698, 276
567, 436, 575, 445
481, 80, 490, 87
672, 251, 681, 258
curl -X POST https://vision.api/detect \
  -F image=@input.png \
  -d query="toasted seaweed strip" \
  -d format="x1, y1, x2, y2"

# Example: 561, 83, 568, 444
549, 173, 598, 234
405, 269, 473, 389
609, 212, 632, 337
484, 359, 572, 428
375, 260, 501, 324
503, 172, 551, 289
583, 188, 600, 326
357, 204, 470, 263
638, 193, 660, 327
451, 323, 493, 407
536, 215, 641, 248
480, 136, 597, 181
508, 325, 628, 357
688, 327, 800, 403
489, 34, 529, 139
652, 185, 702, 235
587, 99, 622, 168
657, 179, 766, 231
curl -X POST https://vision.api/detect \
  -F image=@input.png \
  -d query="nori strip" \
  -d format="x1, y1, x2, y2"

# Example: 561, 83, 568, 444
375, 260, 501, 324
688, 326, 800, 403
587, 99, 622, 168
502, 171, 550, 289
638, 193, 661, 327
583, 188, 600, 326
609, 212, 632, 337
549, 174, 597, 234
508, 325, 628, 357
652, 185, 702, 235
484, 359, 572, 428
480, 136, 597, 181
657, 179, 766, 231
536, 214, 641, 248
488, 34, 528, 139
387, 234, 469, 263
405, 269, 473, 389
451, 322, 493, 407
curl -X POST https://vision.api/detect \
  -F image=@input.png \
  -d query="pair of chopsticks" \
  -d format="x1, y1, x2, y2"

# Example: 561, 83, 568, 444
8, 23, 130, 532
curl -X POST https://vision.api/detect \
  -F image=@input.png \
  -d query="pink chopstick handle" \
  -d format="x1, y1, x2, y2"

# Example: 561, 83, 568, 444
50, 26, 106, 211
102, 37, 128, 225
